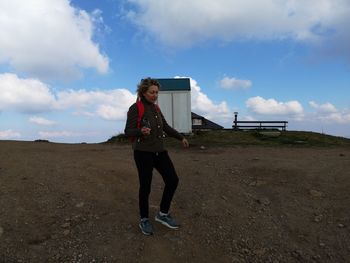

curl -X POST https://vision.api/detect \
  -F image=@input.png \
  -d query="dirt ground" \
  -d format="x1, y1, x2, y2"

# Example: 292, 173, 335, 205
0, 140, 349, 263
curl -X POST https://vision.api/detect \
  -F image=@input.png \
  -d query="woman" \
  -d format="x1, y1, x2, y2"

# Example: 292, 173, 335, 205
124, 77, 189, 235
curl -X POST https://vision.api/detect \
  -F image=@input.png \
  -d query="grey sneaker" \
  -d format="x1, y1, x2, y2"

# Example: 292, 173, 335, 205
139, 218, 153, 235
155, 213, 180, 229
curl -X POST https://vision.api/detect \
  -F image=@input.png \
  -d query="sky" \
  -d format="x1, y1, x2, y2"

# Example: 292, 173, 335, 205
0, 0, 350, 143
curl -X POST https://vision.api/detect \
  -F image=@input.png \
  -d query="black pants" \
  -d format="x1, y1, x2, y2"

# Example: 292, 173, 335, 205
134, 150, 179, 219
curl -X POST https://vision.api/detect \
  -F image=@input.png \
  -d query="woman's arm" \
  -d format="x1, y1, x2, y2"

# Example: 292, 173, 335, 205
124, 104, 143, 138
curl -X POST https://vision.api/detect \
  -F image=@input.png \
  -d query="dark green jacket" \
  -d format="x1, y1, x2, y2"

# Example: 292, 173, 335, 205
124, 98, 184, 152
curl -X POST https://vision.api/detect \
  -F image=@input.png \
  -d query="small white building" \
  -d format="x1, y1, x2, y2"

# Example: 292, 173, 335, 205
157, 78, 192, 134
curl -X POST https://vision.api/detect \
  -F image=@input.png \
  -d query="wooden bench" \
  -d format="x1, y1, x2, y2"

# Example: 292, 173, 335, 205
232, 121, 288, 131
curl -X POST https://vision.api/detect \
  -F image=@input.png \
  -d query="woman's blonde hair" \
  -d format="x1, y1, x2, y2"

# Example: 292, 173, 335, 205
137, 77, 160, 98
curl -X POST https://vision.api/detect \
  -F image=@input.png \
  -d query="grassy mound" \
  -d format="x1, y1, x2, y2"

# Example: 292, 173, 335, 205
106, 130, 350, 147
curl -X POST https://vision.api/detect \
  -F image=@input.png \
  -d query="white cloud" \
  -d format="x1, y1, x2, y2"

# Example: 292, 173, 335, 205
125, 0, 350, 60
246, 96, 304, 116
309, 101, 338, 113
220, 76, 252, 90
73, 111, 96, 118
55, 89, 136, 120
309, 101, 350, 124
0, 129, 21, 139
0, 73, 55, 113
29, 116, 56, 126
96, 105, 125, 121
0, 73, 136, 120
0, 0, 109, 80
323, 112, 350, 124
38, 131, 82, 139
175, 76, 232, 123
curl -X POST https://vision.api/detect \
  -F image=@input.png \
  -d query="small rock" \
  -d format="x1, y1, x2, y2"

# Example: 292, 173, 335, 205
314, 215, 323, 222
63, 230, 70, 236
231, 257, 241, 263
242, 248, 250, 254
61, 223, 70, 228
319, 242, 326, 247
253, 248, 267, 256
338, 223, 345, 228
309, 189, 324, 198
76, 202, 84, 208
200, 145, 206, 150
250, 180, 266, 186
339, 153, 345, 157
291, 249, 303, 259
221, 195, 228, 201
257, 197, 271, 206
249, 181, 257, 186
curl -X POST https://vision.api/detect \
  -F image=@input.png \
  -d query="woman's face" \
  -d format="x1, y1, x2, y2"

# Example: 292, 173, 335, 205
143, 85, 159, 103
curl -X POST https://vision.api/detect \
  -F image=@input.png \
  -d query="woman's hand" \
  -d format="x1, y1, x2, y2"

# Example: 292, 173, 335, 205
182, 138, 189, 148
141, 127, 151, 135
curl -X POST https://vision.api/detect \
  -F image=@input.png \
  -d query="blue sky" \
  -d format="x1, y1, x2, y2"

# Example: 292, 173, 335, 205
1, 0, 350, 143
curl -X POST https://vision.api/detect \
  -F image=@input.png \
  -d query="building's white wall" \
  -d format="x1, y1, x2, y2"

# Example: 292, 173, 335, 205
158, 93, 173, 125
173, 92, 191, 133
158, 91, 192, 133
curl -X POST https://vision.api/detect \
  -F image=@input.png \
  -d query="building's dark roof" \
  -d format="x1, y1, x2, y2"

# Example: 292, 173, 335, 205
191, 112, 223, 130
157, 78, 191, 91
